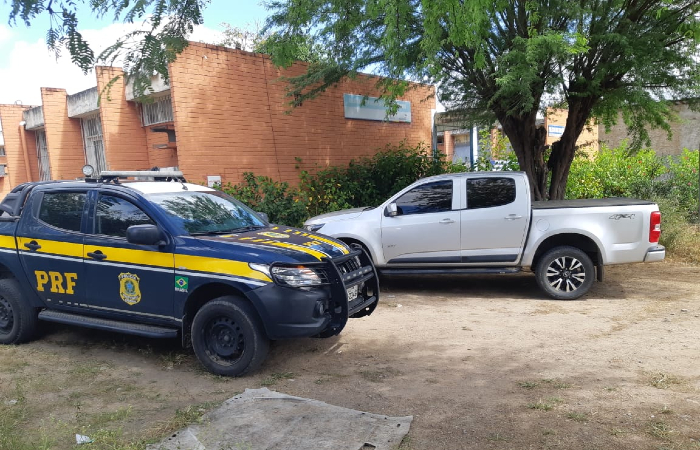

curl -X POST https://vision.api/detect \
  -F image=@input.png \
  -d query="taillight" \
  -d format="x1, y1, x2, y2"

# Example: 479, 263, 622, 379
649, 211, 661, 243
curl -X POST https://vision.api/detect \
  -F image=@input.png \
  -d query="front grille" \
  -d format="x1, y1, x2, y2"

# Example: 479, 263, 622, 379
336, 255, 361, 275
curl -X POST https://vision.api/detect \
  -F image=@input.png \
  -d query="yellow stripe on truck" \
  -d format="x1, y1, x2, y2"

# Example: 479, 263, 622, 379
17, 237, 83, 258
238, 236, 328, 260
272, 227, 350, 255
84, 245, 174, 268
0, 235, 17, 250
175, 254, 272, 282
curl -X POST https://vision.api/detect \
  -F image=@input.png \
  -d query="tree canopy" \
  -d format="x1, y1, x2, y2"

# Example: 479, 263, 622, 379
264, 0, 700, 199
6, 0, 700, 199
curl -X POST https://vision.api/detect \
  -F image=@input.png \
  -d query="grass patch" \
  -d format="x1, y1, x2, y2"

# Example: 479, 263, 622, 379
567, 412, 589, 422
260, 372, 295, 387
648, 372, 684, 389
518, 378, 572, 390
527, 397, 563, 411
647, 420, 672, 440
359, 367, 401, 383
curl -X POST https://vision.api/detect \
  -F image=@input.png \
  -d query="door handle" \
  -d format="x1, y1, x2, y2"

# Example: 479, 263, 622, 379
439, 218, 455, 224
87, 250, 107, 261
24, 240, 41, 251
505, 215, 523, 220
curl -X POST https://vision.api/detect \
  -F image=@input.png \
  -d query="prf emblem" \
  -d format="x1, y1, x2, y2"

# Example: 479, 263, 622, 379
118, 273, 142, 305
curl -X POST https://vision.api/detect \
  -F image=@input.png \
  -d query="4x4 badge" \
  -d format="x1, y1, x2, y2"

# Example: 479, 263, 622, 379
118, 273, 142, 305
175, 276, 189, 293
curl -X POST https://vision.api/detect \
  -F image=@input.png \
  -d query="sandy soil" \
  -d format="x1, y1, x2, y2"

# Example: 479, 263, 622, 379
1, 260, 699, 450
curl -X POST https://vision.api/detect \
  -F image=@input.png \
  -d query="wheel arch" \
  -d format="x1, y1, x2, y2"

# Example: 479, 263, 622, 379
531, 233, 602, 272
181, 282, 259, 347
337, 236, 376, 263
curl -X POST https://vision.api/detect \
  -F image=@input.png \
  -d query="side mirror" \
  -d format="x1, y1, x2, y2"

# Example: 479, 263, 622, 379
256, 212, 270, 223
386, 203, 399, 217
127, 224, 165, 246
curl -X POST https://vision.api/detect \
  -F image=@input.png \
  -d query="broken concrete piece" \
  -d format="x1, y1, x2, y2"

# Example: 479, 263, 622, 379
149, 388, 412, 450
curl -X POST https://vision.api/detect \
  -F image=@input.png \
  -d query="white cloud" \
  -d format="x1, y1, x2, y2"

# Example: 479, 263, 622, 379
0, 24, 12, 44
0, 22, 223, 106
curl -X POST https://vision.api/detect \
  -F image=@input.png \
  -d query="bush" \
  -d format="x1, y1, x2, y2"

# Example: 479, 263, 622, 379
220, 173, 308, 227
299, 141, 467, 217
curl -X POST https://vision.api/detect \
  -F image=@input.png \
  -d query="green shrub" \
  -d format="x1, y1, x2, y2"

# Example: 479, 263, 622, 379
298, 141, 468, 217
220, 173, 308, 227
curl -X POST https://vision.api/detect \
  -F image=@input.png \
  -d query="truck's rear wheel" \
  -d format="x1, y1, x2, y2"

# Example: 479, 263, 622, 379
0, 278, 38, 344
535, 246, 594, 300
191, 297, 269, 376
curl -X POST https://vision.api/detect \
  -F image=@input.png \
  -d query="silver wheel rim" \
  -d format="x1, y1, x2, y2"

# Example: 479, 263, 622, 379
545, 256, 586, 293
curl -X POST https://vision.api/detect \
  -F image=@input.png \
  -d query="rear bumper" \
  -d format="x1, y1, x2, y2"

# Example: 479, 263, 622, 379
644, 245, 666, 262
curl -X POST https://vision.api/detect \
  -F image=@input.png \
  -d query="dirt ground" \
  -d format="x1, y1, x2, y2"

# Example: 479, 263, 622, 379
1, 260, 699, 450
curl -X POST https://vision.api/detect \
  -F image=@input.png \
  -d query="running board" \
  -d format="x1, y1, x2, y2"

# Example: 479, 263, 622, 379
380, 267, 522, 275
38, 310, 179, 338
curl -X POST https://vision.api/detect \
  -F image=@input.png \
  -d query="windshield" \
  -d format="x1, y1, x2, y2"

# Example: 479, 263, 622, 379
147, 190, 266, 235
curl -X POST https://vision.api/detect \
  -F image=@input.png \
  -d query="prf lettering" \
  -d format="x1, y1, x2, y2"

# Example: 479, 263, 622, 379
35, 271, 78, 295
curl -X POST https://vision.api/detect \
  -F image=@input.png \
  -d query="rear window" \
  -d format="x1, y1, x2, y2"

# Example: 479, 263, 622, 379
466, 178, 516, 209
38, 192, 86, 232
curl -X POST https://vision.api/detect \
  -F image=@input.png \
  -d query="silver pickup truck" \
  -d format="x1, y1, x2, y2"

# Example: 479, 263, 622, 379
303, 171, 665, 300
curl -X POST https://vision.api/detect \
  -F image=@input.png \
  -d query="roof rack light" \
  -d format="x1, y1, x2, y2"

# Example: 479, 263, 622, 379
95, 170, 186, 183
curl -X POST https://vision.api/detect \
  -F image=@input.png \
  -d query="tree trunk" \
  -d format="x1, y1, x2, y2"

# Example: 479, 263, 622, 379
547, 99, 596, 200
497, 112, 548, 201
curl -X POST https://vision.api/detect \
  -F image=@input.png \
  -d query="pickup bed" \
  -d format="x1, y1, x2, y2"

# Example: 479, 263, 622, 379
0, 171, 378, 376
304, 171, 665, 300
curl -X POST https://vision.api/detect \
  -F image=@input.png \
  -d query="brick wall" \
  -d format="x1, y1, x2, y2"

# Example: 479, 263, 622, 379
95, 67, 150, 171
599, 103, 700, 156
169, 42, 435, 186
0, 104, 40, 198
545, 108, 599, 155
40, 88, 85, 180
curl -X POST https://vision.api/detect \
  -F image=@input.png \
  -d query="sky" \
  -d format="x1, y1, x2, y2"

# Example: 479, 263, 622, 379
0, 1, 270, 106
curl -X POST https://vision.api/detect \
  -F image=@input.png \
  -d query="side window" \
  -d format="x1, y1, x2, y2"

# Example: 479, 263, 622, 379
95, 195, 154, 238
467, 178, 516, 209
38, 192, 87, 232
394, 180, 453, 215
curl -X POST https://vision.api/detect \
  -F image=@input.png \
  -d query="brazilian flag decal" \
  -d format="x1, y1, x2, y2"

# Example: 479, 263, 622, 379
175, 276, 189, 293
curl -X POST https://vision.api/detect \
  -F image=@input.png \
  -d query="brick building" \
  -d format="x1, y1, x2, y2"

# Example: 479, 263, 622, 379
0, 42, 435, 199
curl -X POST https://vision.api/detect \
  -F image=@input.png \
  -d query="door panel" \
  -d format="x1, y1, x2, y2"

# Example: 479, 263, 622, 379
16, 191, 86, 308
83, 194, 175, 321
460, 176, 529, 264
381, 180, 461, 263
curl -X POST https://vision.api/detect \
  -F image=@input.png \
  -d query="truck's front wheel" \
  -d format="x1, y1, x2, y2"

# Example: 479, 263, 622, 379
0, 278, 38, 344
535, 246, 594, 300
191, 297, 270, 376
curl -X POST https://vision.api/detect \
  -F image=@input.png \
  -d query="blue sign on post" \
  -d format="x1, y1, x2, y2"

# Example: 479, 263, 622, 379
343, 94, 411, 123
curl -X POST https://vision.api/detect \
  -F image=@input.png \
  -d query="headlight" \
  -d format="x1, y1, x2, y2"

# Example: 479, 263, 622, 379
250, 263, 325, 287
304, 223, 325, 232
271, 266, 325, 287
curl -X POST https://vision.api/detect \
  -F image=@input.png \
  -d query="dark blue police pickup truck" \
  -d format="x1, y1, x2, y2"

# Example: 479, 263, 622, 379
0, 169, 378, 376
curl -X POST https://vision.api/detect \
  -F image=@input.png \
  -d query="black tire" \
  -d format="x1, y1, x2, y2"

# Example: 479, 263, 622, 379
0, 278, 38, 344
191, 296, 269, 376
535, 246, 594, 300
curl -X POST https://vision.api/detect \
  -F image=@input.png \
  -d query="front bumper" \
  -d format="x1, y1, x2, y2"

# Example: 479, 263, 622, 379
248, 247, 379, 340
644, 245, 666, 262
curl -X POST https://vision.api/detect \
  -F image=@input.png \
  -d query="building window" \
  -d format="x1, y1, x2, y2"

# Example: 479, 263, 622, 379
81, 113, 106, 174
35, 129, 51, 181
0, 145, 6, 156
142, 94, 174, 126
